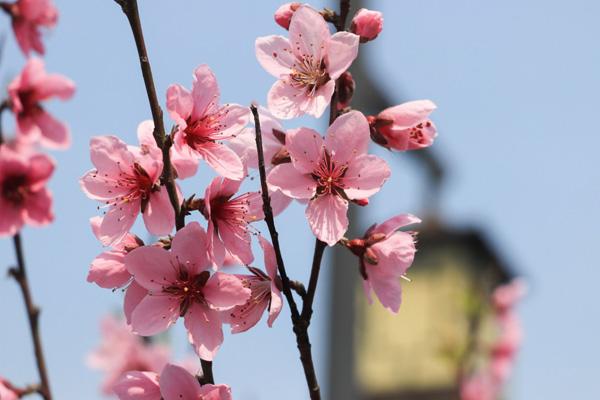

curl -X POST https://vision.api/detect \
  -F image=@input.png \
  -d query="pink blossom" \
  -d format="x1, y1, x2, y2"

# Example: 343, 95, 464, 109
114, 364, 232, 400
350, 8, 383, 43
0, 379, 18, 400
80, 121, 175, 246
490, 311, 522, 384
1, 0, 58, 56
166, 65, 249, 180
0, 145, 54, 237
87, 315, 169, 395
274, 2, 300, 30
348, 214, 420, 313
492, 278, 527, 315
256, 5, 359, 119
460, 373, 497, 400
226, 236, 283, 333
201, 177, 263, 268
369, 100, 437, 151
8, 58, 75, 149
267, 111, 390, 245
228, 106, 292, 215
125, 222, 251, 361
87, 216, 143, 289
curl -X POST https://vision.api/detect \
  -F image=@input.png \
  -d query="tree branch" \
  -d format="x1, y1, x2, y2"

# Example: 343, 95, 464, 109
250, 104, 321, 399
8, 234, 52, 400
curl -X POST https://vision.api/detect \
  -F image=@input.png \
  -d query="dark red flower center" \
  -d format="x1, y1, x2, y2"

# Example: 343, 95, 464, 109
311, 151, 347, 197
162, 269, 210, 317
1, 174, 29, 206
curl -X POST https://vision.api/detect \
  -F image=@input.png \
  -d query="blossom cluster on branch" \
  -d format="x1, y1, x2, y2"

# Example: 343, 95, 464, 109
0, 0, 74, 398
78, 2, 441, 399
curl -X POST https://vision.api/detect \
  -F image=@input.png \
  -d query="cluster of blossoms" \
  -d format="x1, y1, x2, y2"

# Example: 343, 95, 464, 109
460, 279, 527, 400
0, 0, 74, 238
0, 0, 74, 397
80, 3, 440, 398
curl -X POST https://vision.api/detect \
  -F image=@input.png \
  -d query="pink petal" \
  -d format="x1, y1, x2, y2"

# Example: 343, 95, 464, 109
23, 188, 53, 226
289, 6, 329, 61
183, 303, 223, 361
170, 222, 210, 275
158, 364, 202, 400
269, 189, 293, 216
228, 295, 267, 334
33, 110, 70, 149
306, 194, 349, 246
285, 127, 323, 174
125, 246, 176, 291
113, 371, 161, 400
208, 221, 226, 269
197, 142, 244, 180
367, 271, 402, 313
136, 120, 161, 156
142, 187, 175, 236
87, 250, 131, 289
217, 220, 254, 266
198, 384, 233, 400
258, 235, 278, 280
124, 281, 147, 325
27, 153, 54, 190
379, 100, 437, 130
166, 84, 193, 125
299, 80, 336, 118
214, 104, 251, 139
89, 135, 134, 176
267, 164, 316, 199
342, 154, 390, 199
370, 232, 417, 276
0, 199, 22, 236
371, 214, 421, 237
130, 295, 180, 336
170, 144, 199, 180
203, 272, 251, 310
324, 110, 370, 165
80, 170, 129, 200
191, 65, 220, 120
267, 287, 283, 327
13, 20, 39, 56
34, 73, 76, 101
327, 32, 360, 80
98, 201, 139, 246
255, 35, 294, 78
267, 80, 305, 120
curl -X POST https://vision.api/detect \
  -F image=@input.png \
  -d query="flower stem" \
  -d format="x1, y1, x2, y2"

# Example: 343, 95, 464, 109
250, 104, 321, 399
8, 234, 52, 400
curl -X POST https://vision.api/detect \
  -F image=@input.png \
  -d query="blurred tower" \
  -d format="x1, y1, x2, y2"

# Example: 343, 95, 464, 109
326, 2, 515, 399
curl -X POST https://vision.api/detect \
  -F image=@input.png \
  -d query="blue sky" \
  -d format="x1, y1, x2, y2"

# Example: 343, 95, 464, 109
1, 0, 599, 399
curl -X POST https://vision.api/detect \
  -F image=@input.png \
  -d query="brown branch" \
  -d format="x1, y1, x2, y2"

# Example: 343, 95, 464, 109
8, 234, 52, 400
113, 0, 213, 382
300, 239, 326, 321
114, 0, 183, 230
250, 104, 321, 399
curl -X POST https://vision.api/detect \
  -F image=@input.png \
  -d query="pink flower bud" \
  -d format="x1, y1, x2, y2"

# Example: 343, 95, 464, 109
350, 8, 383, 43
274, 2, 301, 30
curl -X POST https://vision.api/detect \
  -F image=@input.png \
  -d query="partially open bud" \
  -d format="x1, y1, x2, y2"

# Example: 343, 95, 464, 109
274, 2, 301, 30
350, 8, 384, 43
336, 71, 355, 110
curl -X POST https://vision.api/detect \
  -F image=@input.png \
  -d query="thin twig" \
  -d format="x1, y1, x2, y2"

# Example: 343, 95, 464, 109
114, 0, 183, 230
250, 104, 321, 399
300, 239, 326, 321
8, 234, 52, 400
113, 0, 212, 382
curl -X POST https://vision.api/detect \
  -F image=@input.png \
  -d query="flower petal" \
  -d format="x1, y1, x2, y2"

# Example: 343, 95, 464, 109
191, 65, 220, 120
159, 364, 202, 400
343, 154, 390, 199
324, 110, 370, 165
327, 32, 360, 80
166, 84, 193, 125
171, 221, 210, 275
184, 303, 223, 361
197, 142, 244, 181
203, 272, 251, 310
289, 6, 329, 61
306, 194, 349, 246
371, 214, 421, 237
130, 295, 180, 336
267, 164, 316, 199
142, 187, 175, 236
87, 250, 130, 289
98, 200, 139, 246
113, 371, 161, 400
255, 35, 294, 78
286, 127, 323, 174
125, 246, 176, 291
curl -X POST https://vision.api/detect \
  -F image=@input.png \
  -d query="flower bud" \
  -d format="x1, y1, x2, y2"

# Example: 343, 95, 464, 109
336, 71, 355, 110
274, 2, 301, 30
350, 8, 383, 43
